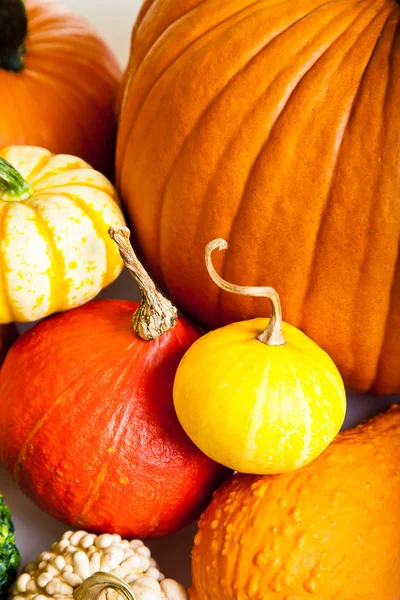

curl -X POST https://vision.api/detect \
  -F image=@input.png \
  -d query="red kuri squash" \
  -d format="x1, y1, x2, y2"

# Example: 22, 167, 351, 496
0, 228, 228, 538
0, 0, 120, 174
117, 0, 400, 394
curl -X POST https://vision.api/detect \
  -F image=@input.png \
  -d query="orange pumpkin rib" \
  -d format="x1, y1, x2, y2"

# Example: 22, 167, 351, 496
375, 256, 400, 394
374, 25, 400, 393
121, 0, 336, 293
352, 13, 399, 361
158, 1, 374, 324
117, 0, 317, 187
360, 20, 400, 395
27, 50, 118, 93
349, 14, 399, 381
300, 8, 400, 390
298, 7, 398, 372
227, 3, 396, 373
218, 3, 386, 323
126, 0, 212, 77
118, 0, 400, 392
118, 0, 275, 182
157, 1, 351, 288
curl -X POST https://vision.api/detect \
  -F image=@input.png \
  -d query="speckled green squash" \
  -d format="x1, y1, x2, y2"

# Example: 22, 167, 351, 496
0, 495, 20, 600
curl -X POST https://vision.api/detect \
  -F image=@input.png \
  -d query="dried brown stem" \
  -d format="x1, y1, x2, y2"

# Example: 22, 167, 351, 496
109, 227, 177, 341
205, 238, 285, 346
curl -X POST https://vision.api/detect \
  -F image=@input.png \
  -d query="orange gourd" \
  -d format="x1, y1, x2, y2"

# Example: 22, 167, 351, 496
0, 324, 16, 366
0, 0, 120, 174
117, 0, 400, 394
191, 406, 400, 599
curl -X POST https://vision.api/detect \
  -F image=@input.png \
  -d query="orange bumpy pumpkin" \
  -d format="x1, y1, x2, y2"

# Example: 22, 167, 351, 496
117, 0, 400, 394
191, 406, 400, 599
0, 0, 120, 174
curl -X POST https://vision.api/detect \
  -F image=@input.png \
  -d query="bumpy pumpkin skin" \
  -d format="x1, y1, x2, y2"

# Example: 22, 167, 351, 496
0, 0, 120, 175
0, 299, 228, 538
191, 406, 400, 599
0, 146, 125, 323
117, 0, 400, 394
0, 324, 17, 366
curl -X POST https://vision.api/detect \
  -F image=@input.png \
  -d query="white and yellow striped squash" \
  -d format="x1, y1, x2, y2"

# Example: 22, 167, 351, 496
0, 146, 126, 323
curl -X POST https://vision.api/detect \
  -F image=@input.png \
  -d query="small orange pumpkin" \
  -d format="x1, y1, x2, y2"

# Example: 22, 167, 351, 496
0, 0, 121, 174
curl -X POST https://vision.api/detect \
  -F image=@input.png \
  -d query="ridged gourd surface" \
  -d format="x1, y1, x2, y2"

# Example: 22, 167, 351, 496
0, 146, 125, 323
117, 0, 400, 394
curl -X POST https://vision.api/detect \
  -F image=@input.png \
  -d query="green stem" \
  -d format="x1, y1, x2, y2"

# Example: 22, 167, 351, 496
0, 157, 33, 201
0, 0, 28, 72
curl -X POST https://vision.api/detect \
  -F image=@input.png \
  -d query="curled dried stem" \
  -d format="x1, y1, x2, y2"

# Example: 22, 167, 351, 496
205, 238, 285, 346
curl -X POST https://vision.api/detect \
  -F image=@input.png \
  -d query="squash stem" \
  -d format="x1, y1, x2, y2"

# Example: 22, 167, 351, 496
205, 238, 285, 347
74, 572, 137, 600
0, 0, 28, 72
0, 157, 33, 202
109, 226, 177, 341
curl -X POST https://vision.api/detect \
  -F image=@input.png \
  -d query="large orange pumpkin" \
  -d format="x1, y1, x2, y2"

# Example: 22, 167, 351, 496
117, 0, 400, 394
0, 0, 120, 174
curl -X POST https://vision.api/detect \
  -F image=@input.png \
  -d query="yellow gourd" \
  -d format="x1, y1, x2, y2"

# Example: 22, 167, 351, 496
173, 239, 346, 474
0, 146, 125, 323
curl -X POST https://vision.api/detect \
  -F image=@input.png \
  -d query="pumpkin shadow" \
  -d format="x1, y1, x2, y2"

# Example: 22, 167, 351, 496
343, 392, 400, 430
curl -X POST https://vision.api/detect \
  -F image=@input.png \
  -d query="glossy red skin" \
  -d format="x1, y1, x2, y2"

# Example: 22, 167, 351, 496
0, 299, 228, 537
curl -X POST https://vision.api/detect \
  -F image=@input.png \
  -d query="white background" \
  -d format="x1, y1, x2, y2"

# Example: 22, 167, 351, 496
1, 0, 399, 593
64, 0, 142, 69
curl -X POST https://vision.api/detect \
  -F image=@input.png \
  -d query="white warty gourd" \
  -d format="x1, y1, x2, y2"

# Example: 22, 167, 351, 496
10, 531, 187, 600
